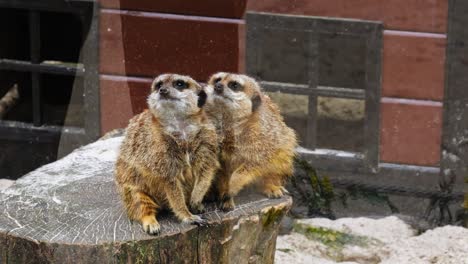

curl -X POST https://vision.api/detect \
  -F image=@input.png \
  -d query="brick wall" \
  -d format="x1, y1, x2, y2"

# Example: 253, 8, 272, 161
248, 0, 448, 167
98, 0, 247, 134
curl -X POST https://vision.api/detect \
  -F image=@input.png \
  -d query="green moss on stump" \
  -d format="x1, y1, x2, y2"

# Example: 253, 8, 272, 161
261, 205, 287, 228
293, 222, 381, 249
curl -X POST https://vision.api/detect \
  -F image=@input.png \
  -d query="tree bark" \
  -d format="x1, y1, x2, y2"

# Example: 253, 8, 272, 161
0, 136, 292, 264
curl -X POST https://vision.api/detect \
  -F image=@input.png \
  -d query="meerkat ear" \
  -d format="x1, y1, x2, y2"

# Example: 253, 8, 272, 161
251, 92, 262, 112
197, 90, 207, 108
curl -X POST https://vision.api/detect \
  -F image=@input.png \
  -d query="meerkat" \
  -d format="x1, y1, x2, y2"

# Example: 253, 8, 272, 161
205, 72, 297, 211
0, 84, 19, 119
115, 74, 219, 235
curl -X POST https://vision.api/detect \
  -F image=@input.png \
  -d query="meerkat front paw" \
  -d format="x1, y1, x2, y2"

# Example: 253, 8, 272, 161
263, 185, 289, 198
182, 214, 208, 226
219, 194, 235, 212
190, 202, 206, 214
141, 215, 161, 235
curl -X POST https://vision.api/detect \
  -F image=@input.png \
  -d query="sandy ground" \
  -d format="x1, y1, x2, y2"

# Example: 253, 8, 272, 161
275, 216, 468, 264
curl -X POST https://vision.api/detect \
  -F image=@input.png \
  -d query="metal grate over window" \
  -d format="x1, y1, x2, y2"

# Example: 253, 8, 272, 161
0, 0, 99, 179
246, 12, 383, 173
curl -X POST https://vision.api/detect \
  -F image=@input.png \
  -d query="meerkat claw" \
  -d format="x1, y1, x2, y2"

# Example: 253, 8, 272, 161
219, 194, 235, 212
183, 215, 209, 226
280, 186, 290, 195
142, 217, 161, 235
263, 186, 285, 198
190, 203, 206, 214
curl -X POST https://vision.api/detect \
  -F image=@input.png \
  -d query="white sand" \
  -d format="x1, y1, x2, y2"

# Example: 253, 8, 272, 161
276, 216, 468, 264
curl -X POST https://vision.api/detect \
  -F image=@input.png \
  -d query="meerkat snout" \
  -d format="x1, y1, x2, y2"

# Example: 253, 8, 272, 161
214, 82, 224, 94
158, 87, 169, 96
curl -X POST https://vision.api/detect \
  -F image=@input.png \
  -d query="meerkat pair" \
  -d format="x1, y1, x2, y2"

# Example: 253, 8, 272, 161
115, 72, 296, 235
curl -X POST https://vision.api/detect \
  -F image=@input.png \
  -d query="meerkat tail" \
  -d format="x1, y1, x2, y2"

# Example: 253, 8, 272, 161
0, 84, 19, 119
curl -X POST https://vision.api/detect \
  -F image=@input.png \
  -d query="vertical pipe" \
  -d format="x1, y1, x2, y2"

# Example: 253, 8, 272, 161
29, 10, 42, 126
305, 32, 318, 149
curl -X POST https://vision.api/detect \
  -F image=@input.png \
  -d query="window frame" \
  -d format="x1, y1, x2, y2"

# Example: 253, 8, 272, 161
246, 12, 383, 173
0, 0, 99, 153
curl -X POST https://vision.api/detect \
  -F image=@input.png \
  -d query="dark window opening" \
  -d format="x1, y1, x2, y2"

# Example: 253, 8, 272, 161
0, 8, 30, 61
40, 11, 87, 63
41, 74, 84, 127
257, 29, 309, 84
318, 33, 366, 89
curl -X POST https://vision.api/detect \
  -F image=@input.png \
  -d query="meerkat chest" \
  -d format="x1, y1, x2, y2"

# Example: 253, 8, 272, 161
167, 123, 200, 165
166, 120, 199, 140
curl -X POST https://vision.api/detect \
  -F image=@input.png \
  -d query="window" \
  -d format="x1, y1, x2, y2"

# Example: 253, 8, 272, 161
0, 2, 98, 178
246, 12, 382, 173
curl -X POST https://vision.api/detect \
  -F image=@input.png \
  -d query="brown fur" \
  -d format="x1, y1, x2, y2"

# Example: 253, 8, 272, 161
205, 72, 297, 211
115, 74, 219, 234
0, 84, 19, 119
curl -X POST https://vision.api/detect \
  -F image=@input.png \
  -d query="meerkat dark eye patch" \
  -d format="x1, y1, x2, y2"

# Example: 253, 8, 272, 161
197, 90, 207, 108
173, 80, 188, 90
154, 81, 163, 91
228, 81, 242, 91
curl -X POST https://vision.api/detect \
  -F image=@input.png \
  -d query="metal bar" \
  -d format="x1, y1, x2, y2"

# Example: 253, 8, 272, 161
246, 12, 380, 36
0, 120, 85, 142
260, 81, 309, 94
316, 86, 365, 99
29, 10, 42, 126
0, 0, 91, 13
260, 81, 365, 99
362, 23, 383, 173
305, 32, 319, 149
0, 59, 85, 76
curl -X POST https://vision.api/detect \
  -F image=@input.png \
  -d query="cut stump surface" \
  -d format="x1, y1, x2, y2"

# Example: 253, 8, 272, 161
0, 136, 292, 264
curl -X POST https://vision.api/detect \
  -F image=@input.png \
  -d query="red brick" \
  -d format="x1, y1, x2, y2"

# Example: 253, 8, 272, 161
99, 10, 244, 81
99, 0, 247, 19
247, 0, 448, 33
380, 98, 443, 166
382, 31, 446, 101
100, 75, 152, 135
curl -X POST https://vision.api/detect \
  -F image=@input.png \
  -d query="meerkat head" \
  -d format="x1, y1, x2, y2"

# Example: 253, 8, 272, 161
206, 72, 262, 119
147, 74, 207, 118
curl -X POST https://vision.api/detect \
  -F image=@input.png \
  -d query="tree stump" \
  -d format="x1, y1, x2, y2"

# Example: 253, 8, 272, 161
0, 137, 292, 264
